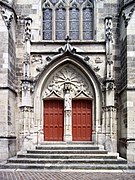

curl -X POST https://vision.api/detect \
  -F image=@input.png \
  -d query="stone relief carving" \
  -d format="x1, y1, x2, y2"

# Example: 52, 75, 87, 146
95, 57, 103, 63
43, 65, 93, 98
31, 55, 42, 64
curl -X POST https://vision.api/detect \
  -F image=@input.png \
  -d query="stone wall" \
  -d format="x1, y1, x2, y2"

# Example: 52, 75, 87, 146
1, 0, 135, 162
0, 1, 17, 160
118, 1, 135, 162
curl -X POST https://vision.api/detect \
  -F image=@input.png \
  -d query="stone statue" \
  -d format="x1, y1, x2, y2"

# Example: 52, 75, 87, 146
64, 92, 71, 111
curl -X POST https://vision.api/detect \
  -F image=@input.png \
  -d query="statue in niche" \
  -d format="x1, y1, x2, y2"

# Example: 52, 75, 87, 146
64, 91, 71, 111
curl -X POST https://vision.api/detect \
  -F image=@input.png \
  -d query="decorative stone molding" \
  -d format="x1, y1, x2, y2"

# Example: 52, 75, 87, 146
0, 5, 13, 29
31, 55, 42, 64
24, 17, 32, 41
95, 57, 103, 63
24, 52, 30, 64
43, 65, 93, 99
22, 81, 31, 92
102, 106, 116, 112
94, 66, 100, 72
106, 82, 115, 91
20, 106, 33, 113
84, 56, 90, 61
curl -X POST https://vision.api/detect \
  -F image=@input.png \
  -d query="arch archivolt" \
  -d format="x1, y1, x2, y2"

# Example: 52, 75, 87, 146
34, 57, 102, 142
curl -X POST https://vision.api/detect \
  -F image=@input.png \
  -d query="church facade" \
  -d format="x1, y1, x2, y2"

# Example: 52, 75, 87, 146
0, 0, 135, 162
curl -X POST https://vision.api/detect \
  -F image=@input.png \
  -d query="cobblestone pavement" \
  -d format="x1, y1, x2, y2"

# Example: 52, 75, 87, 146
0, 171, 135, 180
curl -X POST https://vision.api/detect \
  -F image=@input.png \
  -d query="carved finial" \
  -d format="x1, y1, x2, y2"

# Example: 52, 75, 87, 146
65, 36, 71, 44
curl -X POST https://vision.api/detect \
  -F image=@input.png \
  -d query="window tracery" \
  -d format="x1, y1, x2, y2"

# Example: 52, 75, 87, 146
42, 0, 94, 41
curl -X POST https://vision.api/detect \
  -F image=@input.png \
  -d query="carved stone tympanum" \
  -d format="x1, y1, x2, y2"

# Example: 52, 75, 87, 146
43, 65, 93, 98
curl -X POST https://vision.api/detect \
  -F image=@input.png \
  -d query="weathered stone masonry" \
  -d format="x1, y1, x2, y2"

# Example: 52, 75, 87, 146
0, 0, 135, 163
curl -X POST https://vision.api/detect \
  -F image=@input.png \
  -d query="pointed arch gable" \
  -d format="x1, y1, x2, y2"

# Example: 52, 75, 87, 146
34, 53, 102, 135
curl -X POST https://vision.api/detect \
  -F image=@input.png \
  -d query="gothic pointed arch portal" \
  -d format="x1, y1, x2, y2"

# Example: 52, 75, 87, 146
34, 58, 102, 142
43, 64, 93, 141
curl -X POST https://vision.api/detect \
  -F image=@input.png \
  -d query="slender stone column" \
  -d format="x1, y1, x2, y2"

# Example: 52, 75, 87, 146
64, 84, 72, 142
103, 17, 117, 152
19, 17, 34, 150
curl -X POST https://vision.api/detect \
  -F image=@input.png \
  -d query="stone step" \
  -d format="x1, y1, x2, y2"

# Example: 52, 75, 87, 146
27, 149, 107, 154
8, 157, 127, 164
36, 145, 99, 150
40, 141, 95, 145
1, 142, 129, 171
1, 163, 128, 170
17, 153, 118, 159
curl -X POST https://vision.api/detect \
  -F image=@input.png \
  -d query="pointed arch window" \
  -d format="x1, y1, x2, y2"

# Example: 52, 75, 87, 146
42, 0, 94, 41
56, 4, 66, 40
69, 4, 79, 40
83, 0, 94, 40
43, 4, 52, 40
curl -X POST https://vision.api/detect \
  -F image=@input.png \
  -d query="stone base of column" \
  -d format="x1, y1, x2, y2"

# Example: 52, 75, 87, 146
64, 134, 72, 142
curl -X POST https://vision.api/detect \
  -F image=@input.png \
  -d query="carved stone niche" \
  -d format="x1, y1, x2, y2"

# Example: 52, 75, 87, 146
42, 64, 94, 99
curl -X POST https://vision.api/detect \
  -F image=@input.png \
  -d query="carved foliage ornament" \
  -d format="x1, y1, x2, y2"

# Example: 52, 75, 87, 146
122, 5, 135, 27
24, 17, 32, 41
43, 65, 93, 98
31, 55, 42, 64
0, 5, 13, 29
105, 17, 113, 42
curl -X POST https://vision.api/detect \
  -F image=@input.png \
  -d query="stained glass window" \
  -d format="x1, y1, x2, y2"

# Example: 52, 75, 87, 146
42, 0, 94, 41
43, 8, 52, 40
69, 6, 79, 40
56, 7, 66, 40
83, 7, 93, 40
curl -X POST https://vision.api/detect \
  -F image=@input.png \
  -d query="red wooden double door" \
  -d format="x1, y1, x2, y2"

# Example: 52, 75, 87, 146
44, 99, 92, 141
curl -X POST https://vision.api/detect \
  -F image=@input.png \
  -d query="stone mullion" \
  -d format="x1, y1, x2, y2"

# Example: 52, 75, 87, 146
80, 7, 83, 41
66, 5, 69, 37
52, 8, 55, 41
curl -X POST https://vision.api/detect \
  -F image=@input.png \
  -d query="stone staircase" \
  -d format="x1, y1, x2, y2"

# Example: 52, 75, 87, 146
0, 142, 131, 170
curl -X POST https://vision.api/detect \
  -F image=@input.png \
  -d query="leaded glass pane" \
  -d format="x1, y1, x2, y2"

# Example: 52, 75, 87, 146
43, 8, 52, 20
70, 21, 79, 31
43, 31, 52, 40
56, 8, 66, 40
83, 21, 92, 31
43, 21, 52, 30
83, 8, 93, 40
70, 31, 79, 40
56, 21, 65, 30
69, 8, 79, 40
83, 31, 92, 40
56, 8, 66, 20
43, 8, 52, 40
56, 31, 65, 40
